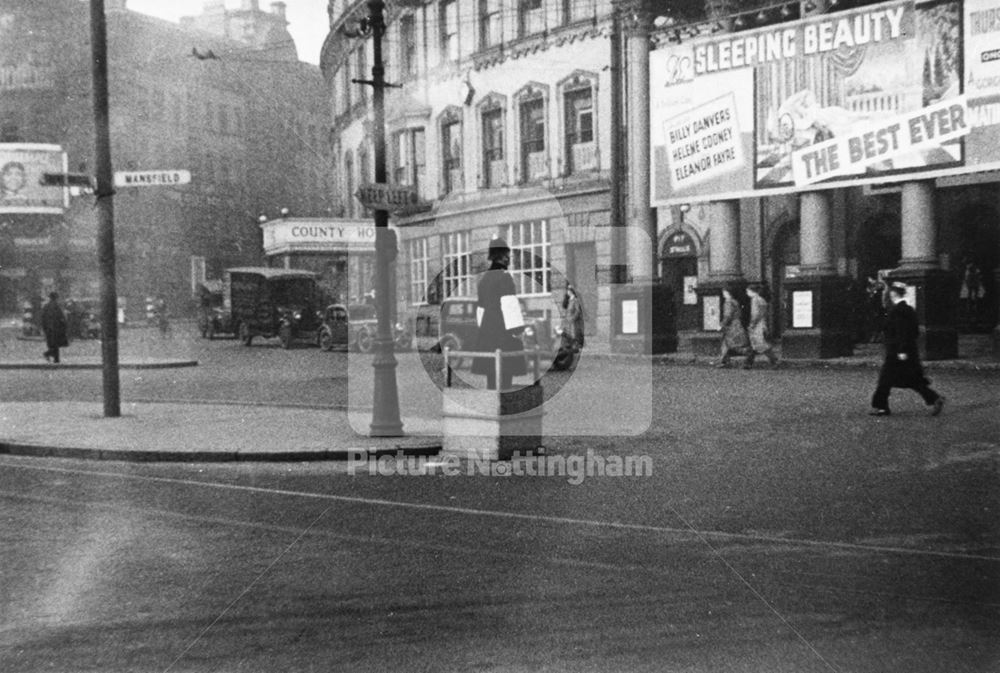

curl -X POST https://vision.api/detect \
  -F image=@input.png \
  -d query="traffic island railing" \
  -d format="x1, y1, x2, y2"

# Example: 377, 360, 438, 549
441, 347, 544, 461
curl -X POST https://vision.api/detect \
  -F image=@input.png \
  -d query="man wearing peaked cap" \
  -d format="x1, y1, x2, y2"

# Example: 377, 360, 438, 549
869, 281, 945, 417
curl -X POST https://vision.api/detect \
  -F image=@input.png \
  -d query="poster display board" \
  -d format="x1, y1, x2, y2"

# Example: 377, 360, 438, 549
792, 290, 815, 328
703, 294, 721, 331
651, 0, 998, 205
0, 144, 68, 213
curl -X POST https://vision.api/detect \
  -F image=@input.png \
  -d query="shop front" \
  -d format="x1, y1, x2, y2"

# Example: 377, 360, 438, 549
259, 216, 377, 307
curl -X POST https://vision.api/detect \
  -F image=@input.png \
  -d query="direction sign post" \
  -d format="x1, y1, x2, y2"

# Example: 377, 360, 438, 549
114, 170, 191, 188
355, 182, 418, 211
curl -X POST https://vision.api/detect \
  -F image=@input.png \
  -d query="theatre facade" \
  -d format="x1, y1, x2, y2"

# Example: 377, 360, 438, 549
649, 0, 1000, 359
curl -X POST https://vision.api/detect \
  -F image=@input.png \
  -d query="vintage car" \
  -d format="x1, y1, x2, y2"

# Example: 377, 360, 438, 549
318, 303, 411, 352
65, 298, 102, 340
225, 267, 323, 348
434, 296, 553, 367
196, 280, 236, 339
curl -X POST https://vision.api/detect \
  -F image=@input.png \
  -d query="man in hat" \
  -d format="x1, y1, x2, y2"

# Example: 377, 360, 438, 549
870, 281, 945, 416
471, 236, 527, 390
41, 292, 69, 363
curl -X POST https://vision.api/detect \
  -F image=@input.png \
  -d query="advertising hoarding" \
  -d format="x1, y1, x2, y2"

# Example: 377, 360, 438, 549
0, 144, 68, 213
651, 0, 997, 205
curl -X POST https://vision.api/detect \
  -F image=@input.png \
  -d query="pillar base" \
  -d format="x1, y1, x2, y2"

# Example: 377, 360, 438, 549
780, 276, 854, 359
442, 384, 544, 461
887, 268, 958, 360
609, 283, 678, 354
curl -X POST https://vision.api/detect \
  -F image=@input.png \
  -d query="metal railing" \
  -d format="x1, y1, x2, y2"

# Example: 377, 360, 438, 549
443, 347, 543, 388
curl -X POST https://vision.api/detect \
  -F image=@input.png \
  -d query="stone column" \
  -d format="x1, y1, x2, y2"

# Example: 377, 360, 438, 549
798, 191, 835, 276
890, 181, 958, 359
899, 181, 938, 270
781, 191, 853, 359
708, 200, 742, 281
624, 0, 655, 282
609, 0, 675, 354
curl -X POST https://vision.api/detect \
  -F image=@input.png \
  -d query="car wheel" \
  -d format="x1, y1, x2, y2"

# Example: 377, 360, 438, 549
279, 324, 293, 350
439, 334, 464, 369
239, 322, 253, 346
356, 328, 374, 353
318, 326, 334, 352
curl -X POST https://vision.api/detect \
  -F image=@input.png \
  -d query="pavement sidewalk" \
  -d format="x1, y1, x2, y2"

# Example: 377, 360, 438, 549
0, 326, 996, 463
0, 401, 442, 462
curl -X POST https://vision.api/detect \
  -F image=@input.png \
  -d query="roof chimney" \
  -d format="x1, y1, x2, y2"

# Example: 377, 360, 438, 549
270, 2, 287, 21
242, 0, 260, 10
203, 0, 225, 14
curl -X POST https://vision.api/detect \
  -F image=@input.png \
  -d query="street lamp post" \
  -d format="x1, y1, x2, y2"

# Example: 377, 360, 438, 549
354, 0, 403, 436
91, 0, 121, 418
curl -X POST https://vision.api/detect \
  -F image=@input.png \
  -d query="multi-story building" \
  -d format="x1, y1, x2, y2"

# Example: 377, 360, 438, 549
0, 0, 333, 320
322, 0, 1000, 359
323, 0, 638, 342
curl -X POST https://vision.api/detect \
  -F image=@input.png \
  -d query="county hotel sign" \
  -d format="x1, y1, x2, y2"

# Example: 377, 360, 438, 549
650, 0, 1000, 205
261, 218, 376, 256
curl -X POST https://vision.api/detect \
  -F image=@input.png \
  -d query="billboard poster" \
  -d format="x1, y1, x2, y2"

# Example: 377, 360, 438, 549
0, 144, 68, 214
651, 0, 997, 205
965, 0, 1000, 162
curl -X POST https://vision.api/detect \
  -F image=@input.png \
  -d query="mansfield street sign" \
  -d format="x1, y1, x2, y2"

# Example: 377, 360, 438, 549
114, 170, 191, 188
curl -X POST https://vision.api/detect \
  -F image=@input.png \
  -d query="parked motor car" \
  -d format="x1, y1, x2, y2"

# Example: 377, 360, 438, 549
225, 267, 322, 348
318, 302, 411, 352
66, 298, 102, 339
435, 297, 553, 368
196, 280, 237, 339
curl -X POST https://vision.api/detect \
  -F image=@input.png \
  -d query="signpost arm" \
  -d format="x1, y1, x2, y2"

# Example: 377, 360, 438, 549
91, 0, 121, 418
367, 0, 403, 436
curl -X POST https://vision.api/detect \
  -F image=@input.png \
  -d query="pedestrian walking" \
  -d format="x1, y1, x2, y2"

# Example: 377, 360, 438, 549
562, 282, 585, 350
552, 282, 585, 371
743, 284, 779, 368
470, 236, 527, 390
41, 291, 69, 363
869, 281, 945, 417
716, 285, 749, 368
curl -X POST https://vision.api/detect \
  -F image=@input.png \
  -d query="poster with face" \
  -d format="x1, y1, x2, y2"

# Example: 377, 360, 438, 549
0, 144, 67, 214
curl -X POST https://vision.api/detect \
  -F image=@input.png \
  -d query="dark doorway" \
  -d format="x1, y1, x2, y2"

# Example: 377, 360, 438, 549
856, 213, 901, 283
953, 204, 999, 332
770, 221, 800, 338
660, 254, 698, 331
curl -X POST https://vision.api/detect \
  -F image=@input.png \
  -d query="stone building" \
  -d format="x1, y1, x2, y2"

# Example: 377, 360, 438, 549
0, 0, 333, 320
321, 0, 1000, 358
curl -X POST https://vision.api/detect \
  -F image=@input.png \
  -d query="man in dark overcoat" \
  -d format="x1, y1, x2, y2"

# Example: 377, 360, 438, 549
870, 282, 944, 416
41, 292, 69, 363
471, 237, 527, 390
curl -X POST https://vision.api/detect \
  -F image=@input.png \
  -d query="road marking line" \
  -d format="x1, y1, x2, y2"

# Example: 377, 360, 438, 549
2, 459, 998, 563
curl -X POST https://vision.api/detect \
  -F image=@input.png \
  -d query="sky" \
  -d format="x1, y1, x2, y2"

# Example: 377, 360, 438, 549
126, 0, 330, 65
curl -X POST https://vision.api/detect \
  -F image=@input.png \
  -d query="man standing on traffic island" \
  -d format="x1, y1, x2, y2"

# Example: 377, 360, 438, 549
41, 292, 69, 364
870, 281, 945, 417
471, 237, 526, 391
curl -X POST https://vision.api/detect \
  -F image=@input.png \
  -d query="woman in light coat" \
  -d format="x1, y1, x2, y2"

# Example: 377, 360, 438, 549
717, 286, 749, 368
744, 285, 779, 368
